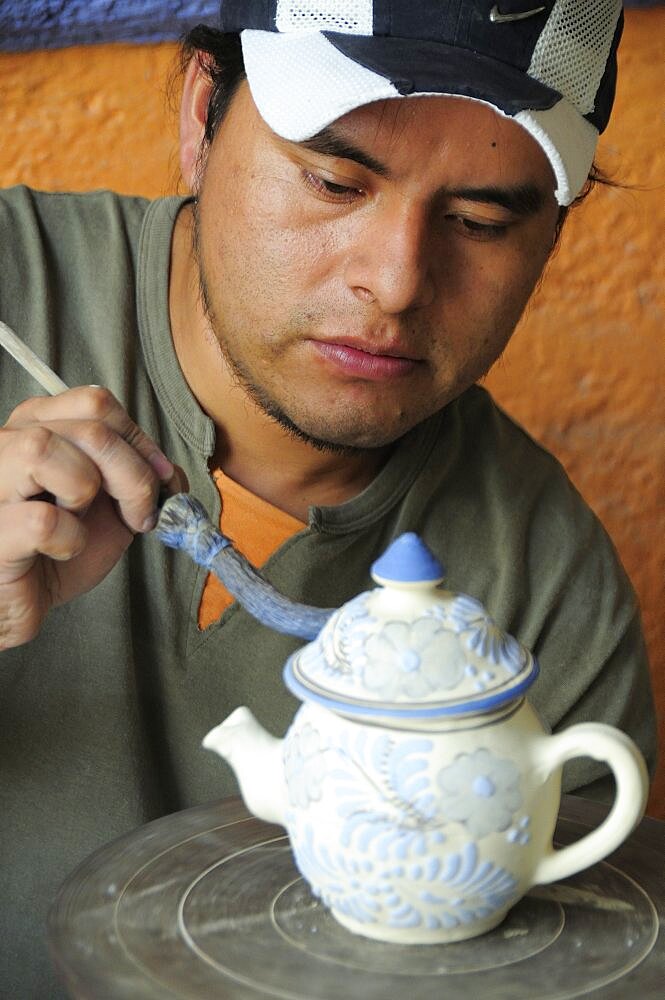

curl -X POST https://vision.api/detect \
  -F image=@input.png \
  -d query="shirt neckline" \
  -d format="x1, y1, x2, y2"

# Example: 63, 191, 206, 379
137, 195, 216, 459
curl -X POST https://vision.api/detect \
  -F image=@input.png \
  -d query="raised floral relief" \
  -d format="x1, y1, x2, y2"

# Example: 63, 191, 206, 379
283, 724, 524, 936
437, 748, 523, 837
332, 732, 441, 852
283, 722, 327, 809
445, 595, 528, 675
285, 723, 440, 827
290, 823, 519, 931
362, 618, 465, 700
292, 581, 532, 713
297, 593, 375, 687
507, 815, 532, 846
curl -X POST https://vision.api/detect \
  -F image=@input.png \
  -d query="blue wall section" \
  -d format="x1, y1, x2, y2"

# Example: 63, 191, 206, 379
0, 0, 659, 53
0, 1, 219, 51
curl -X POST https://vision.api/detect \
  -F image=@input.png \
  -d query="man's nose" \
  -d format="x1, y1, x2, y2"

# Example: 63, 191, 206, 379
344, 201, 436, 314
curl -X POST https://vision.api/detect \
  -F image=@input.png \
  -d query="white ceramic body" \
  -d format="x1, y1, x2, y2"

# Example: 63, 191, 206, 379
280, 697, 648, 944
203, 556, 649, 946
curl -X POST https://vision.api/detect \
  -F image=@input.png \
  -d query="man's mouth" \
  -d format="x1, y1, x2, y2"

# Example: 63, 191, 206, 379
309, 338, 421, 380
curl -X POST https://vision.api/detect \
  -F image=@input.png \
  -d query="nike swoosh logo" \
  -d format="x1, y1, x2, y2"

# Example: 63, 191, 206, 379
489, 4, 546, 23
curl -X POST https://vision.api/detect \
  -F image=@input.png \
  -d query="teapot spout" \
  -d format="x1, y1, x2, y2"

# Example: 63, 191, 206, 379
203, 707, 287, 827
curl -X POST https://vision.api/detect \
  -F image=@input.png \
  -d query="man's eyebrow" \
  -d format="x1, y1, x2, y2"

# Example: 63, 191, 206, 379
298, 127, 391, 177
296, 130, 547, 215
447, 184, 546, 216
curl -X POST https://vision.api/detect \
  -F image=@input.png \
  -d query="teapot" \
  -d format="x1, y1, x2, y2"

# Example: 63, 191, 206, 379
157, 496, 649, 945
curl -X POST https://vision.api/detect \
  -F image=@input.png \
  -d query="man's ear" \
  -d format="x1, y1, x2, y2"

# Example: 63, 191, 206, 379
179, 55, 214, 191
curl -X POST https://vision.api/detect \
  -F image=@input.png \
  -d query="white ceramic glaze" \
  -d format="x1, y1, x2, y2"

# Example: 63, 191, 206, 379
203, 534, 649, 944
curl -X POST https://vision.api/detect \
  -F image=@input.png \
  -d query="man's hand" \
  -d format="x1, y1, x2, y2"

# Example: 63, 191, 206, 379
0, 386, 181, 650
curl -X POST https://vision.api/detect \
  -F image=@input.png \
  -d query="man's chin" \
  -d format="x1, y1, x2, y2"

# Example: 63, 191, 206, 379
215, 351, 420, 453
263, 401, 405, 455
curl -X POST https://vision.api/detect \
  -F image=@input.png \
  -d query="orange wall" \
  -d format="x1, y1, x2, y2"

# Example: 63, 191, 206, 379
0, 12, 663, 816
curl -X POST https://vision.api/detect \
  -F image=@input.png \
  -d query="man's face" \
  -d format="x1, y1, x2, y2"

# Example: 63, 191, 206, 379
192, 82, 559, 451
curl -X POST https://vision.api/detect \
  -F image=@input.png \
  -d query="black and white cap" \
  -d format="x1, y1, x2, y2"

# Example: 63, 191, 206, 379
218, 1, 623, 206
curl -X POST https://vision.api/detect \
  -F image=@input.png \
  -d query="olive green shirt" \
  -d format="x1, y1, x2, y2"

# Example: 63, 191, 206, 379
0, 187, 656, 998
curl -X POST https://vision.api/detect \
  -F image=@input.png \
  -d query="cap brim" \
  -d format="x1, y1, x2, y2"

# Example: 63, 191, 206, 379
241, 29, 598, 205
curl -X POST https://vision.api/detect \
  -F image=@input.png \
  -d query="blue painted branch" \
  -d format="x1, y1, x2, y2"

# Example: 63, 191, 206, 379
154, 493, 334, 640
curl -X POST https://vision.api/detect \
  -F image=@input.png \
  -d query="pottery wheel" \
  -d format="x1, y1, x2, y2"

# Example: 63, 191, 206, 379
48, 796, 665, 999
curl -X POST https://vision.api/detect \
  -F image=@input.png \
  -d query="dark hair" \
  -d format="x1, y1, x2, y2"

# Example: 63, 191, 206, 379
179, 26, 245, 149
553, 163, 621, 243
178, 23, 614, 230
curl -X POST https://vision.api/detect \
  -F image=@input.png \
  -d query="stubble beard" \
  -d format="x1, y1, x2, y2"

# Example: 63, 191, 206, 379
191, 199, 384, 458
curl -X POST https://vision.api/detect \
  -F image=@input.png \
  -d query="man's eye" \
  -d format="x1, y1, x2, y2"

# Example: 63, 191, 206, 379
451, 216, 509, 241
302, 170, 362, 201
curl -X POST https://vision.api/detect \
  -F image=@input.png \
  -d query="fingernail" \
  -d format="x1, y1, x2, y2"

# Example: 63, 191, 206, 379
148, 450, 174, 481
142, 511, 158, 533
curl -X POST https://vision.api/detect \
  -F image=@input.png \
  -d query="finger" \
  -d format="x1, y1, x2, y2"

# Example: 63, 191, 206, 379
0, 571, 46, 650
38, 418, 172, 532
6, 386, 174, 482
0, 502, 85, 650
0, 425, 102, 510
1, 411, 169, 534
49, 491, 134, 604
4, 388, 176, 532
0, 501, 87, 586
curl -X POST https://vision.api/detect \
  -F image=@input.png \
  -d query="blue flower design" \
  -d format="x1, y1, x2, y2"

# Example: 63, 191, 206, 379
296, 593, 376, 690
362, 618, 465, 699
289, 824, 518, 932
447, 596, 527, 675
332, 733, 441, 844
291, 823, 384, 925
437, 749, 522, 838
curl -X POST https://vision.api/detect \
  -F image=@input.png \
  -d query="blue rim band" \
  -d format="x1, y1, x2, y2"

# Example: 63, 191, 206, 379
283, 656, 539, 719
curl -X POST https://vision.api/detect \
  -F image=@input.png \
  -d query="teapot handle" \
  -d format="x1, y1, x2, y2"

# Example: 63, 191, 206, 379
531, 723, 649, 886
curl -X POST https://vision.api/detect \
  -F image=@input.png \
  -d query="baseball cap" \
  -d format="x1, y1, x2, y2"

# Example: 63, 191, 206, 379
217, 1, 623, 206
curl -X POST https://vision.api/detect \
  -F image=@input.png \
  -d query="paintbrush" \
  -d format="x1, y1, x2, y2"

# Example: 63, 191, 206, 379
0, 318, 69, 394
0, 318, 331, 638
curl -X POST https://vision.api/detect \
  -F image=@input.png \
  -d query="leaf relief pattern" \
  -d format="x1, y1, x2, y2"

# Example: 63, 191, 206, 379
290, 824, 519, 931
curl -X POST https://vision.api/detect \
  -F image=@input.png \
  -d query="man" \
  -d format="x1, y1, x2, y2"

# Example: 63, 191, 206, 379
0, 2, 656, 995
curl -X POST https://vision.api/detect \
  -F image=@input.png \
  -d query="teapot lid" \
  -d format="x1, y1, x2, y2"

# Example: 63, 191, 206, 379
284, 533, 538, 720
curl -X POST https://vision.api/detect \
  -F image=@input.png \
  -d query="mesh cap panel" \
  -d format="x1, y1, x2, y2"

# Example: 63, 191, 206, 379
529, 0, 621, 115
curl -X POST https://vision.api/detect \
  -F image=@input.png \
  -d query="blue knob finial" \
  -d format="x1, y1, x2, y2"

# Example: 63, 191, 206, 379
371, 533, 445, 584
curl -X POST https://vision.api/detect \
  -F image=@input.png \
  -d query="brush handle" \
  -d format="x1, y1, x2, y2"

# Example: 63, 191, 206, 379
0, 319, 69, 395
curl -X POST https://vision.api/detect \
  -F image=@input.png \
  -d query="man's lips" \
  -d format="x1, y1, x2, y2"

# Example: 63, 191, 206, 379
309, 339, 421, 380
